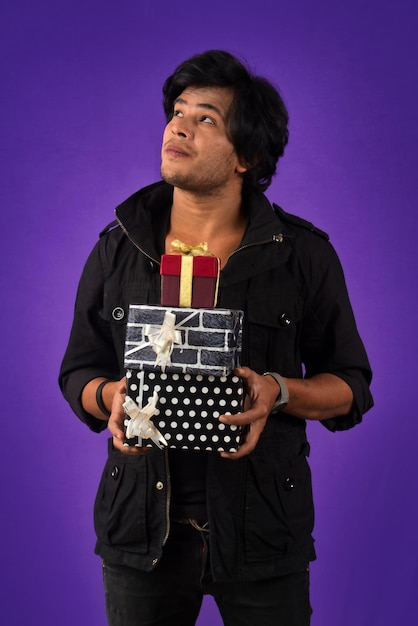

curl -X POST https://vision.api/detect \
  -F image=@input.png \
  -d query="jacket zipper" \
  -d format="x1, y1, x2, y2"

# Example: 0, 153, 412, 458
227, 234, 286, 262
162, 448, 171, 546
115, 215, 161, 265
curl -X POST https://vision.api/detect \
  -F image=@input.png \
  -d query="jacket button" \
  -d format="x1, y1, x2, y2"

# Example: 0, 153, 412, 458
279, 313, 291, 327
112, 307, 125, 321
111, 466, 119, 480
156, 481, 164, 490
152, 558, 159, 566
284, 477, 294, 491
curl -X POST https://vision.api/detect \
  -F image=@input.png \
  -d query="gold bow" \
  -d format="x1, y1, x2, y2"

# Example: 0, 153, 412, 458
170, 239, 212, 256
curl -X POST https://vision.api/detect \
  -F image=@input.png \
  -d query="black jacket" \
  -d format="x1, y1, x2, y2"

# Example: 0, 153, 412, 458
59, 181, 373, 582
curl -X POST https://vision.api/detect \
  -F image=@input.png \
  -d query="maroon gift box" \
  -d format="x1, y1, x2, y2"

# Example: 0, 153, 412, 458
160, 254, 220, 308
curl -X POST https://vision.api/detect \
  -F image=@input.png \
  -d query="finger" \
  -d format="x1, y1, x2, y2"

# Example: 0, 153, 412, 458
219, 407, 262, 427
112, 436, 150, 455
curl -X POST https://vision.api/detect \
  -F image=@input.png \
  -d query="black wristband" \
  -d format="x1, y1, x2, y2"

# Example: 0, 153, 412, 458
96, 380, 112, 418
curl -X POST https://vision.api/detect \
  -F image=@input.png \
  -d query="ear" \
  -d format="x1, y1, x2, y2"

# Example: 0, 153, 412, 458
235, 156, 249, 174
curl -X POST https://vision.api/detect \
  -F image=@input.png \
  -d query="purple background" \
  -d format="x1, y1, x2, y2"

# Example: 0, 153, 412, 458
1, 1, 416, 624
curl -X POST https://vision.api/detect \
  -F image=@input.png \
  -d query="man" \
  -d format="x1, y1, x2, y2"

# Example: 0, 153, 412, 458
59, 50, 373, 626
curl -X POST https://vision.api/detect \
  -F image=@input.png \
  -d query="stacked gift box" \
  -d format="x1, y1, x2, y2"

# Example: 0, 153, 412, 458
122, 246, 244, 452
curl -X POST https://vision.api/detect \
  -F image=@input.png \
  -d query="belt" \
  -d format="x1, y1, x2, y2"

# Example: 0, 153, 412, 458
171, 518, 209, 533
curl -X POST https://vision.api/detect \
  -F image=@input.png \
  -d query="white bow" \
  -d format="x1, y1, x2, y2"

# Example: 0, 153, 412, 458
123, 392, 167, 449
144, 311, 182, 372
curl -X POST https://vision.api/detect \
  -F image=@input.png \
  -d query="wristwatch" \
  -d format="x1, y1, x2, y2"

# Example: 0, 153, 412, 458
263, 372, 289, 413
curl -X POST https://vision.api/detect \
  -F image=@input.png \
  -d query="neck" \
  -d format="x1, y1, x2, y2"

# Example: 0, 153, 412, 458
166, 186, 248, 268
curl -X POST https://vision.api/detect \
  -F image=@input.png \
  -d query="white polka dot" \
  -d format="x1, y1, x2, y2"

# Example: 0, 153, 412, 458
184, 374, 191, 381
154, 385, 161, 392
201, 411, 208, 417
165, 433, 172, 440
176, 433, 183, 440
220, 376, 227, 382
126, 371, 132, 379
188, 434, 195, 441
206, 422, 213, 430
189, 410, 196, 417
195, 398, 203, 406
178, 386, 185, 393
166, 385, 173, 393
207, 399, 214, 406
213, 411, 220, 418
218, 447, 224, 452
148, 373, 156, 380
172, 374, 179, 381
201, 387, 209, 394
230, 425, 238, 431
160, 373, 167, 380
172, 397, 178, 404
166, 409, 172, 416
194, 422, 201, 429
183, 398, 191, 405
190, 386, 197, 393
231, 400, 239, 407
182, 422, 190, 430
159, 397, 167, 404
219, 399, 226, 406
218, 423, 225, 430
196, 375, 203, 382
212, 435, 219, 442
213, 387, 221, 394
158, 421, 166, 428
130, 383, 137, 391
171, 421, 178, 428
200, 434, 207, 442
208, 376, 215, 382
143, 384, 150, 391
224, 436, 231, 442
177, 409, 184, 417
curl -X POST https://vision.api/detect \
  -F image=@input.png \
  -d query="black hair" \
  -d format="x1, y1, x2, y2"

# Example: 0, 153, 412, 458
162, 50, 289, 192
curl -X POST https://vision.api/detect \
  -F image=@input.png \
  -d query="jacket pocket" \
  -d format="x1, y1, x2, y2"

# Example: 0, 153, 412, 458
244, 452, 314, 563
94, 445, 149, 553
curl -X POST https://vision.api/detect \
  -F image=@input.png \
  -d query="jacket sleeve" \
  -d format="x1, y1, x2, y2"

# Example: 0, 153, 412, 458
299, 237, 373, 431
59, 238, 120, 433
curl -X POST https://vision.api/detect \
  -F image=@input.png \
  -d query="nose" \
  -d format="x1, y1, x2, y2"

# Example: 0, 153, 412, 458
170, 116, 192, 139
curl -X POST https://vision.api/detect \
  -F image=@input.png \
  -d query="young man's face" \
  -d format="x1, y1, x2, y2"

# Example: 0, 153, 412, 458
160, 86, 246, 196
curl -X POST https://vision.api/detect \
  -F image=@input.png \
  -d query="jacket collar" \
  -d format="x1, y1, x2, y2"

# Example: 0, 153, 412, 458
114, 181, 292, 273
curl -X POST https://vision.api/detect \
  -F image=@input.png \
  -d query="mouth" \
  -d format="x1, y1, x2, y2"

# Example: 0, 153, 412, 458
163, 142, 191, 159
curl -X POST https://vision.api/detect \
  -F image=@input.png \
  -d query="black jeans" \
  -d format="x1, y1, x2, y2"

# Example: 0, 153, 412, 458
102, 521, 311, 626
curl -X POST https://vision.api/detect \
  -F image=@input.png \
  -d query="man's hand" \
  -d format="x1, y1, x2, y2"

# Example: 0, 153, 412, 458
218, 367, 281, 460
107, 378, 150, 456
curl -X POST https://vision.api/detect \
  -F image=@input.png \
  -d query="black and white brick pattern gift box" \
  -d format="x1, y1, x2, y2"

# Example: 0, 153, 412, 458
124, 305, 243, 376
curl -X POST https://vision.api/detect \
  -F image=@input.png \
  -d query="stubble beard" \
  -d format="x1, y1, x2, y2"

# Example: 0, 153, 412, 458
160, 160, 237, 197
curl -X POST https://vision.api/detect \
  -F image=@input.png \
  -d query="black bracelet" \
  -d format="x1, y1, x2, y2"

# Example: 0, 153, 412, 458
96, 380, 112, 418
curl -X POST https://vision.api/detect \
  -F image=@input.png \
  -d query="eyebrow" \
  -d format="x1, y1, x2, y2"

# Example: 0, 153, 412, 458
174, 96, 225, 119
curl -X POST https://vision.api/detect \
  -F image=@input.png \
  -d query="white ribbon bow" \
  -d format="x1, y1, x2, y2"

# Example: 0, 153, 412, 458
123, 392, 167, 449
144, 311, 182, 372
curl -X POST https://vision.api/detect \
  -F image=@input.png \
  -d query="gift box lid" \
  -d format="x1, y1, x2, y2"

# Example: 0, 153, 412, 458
161, 254, 220, 277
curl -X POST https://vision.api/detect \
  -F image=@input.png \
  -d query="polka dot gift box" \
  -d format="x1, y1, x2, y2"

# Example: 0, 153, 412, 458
124, 369, 243, 451
123, 304, 244, 451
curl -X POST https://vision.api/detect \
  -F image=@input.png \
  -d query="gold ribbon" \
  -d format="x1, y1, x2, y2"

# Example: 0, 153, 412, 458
170, 239, 211, 256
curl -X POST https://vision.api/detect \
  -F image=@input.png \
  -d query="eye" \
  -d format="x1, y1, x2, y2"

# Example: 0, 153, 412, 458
201, 115, 215, 125
173, 109, 184, 118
